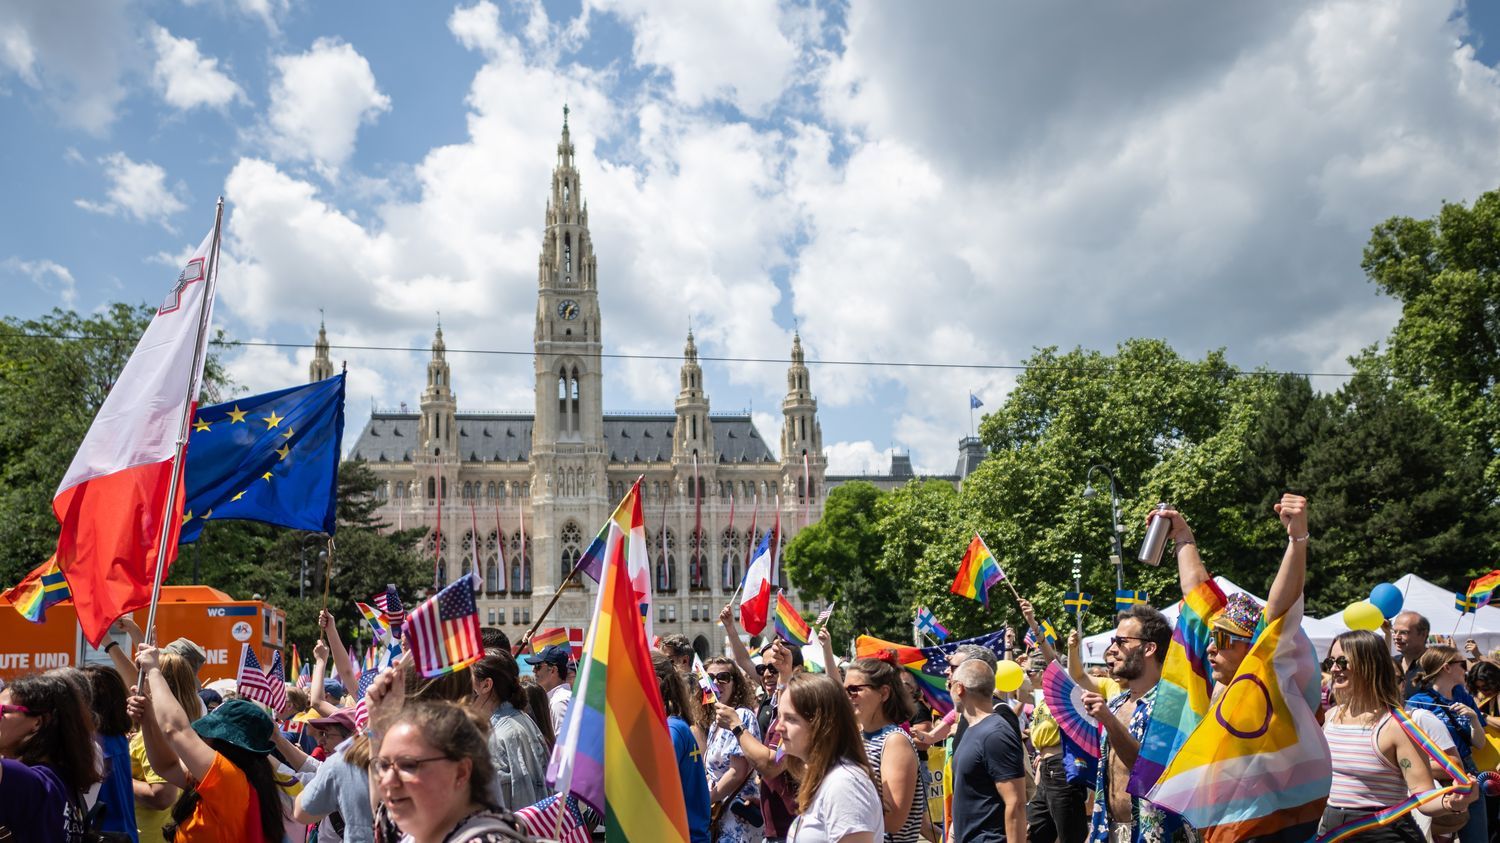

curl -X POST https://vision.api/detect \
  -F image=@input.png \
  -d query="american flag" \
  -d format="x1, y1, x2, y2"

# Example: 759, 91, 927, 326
351, 668, 380, 731
814, 601, 837, 627
513, 794, 597, 843
406, 577, 483, 678
375, 584, 405, 639
236, 644, 288, 713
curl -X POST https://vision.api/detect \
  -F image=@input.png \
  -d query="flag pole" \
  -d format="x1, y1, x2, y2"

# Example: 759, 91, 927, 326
321, 535, 335, 618
144, 197, 224, 645
977, 533, 1024, 605
522, 564, 585, 648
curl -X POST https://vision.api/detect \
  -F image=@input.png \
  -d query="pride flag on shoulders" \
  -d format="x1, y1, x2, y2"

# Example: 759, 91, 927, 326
950, 534, 1005, 605
548, 477, 688, 841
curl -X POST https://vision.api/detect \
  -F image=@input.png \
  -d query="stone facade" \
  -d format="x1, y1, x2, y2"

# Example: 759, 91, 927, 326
325, 114, 827, 657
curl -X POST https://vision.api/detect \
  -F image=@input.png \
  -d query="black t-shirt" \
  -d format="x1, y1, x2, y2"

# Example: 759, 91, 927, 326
951, 714, 1025, 843
952, 699, 1020, 753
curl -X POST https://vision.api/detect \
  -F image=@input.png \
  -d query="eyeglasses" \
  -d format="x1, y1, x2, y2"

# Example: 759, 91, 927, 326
1211, 629, 1252, 651
1109, 636, 1147, 649
844, 683, 872, 697
373, 755, 454, 780
708, 672, 736, 684
755, 665, 778, 676
1321, 656, 1350, 671
0, 704, 33, 716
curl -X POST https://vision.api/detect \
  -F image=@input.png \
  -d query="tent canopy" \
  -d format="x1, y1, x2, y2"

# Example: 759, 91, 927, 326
1080, 575, 1344, 661
1318, 572, 1500, 655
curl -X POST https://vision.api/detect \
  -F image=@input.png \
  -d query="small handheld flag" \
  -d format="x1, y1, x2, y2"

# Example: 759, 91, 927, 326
812, 601, 837, 628
406, 577, 483, 678
951, 534, 1006, 605
3, 556, 72, 623
1064, 592, 1092, 616
1468, 571, 1500, 609
773, 591, 812, 646
531, 626, 570, 652
915, 606, 950, 641
236, 644, 288, 713
355, 601, 391, 642
1115, 589, 1149, 612
1457, 592, 1479, 614
1025, 618, 1058, 649
374, 584, 404, 639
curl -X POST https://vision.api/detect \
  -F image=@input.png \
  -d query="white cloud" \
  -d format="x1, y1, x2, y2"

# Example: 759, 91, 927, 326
3, 257, 76, 307
149, 25, 244, 111
824, 441, 894, 475
0, 0, 132, 133
74, 152, 187, 228
264, 38, 391, 176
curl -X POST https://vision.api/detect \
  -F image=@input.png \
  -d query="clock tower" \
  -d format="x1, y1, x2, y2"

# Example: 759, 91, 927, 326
532, 107, 607, 592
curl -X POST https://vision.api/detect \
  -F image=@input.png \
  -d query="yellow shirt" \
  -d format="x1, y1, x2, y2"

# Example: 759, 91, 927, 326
1030, 698, 1061, 749
130, 732, 173, 843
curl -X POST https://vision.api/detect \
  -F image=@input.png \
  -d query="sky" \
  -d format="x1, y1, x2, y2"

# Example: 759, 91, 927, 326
5, 1, 1500, 476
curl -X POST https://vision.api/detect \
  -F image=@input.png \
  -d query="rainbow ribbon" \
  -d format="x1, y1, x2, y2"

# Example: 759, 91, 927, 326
1315, 707, 1473, 843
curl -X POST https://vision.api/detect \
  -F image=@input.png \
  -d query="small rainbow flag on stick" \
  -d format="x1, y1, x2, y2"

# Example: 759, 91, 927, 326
774, 591, 811, 646
3, 555, 72, 623
532, 626, 570, 652
951, 534, 1006, 605
355, 601, 391, 642
1468, 570, 1500, 609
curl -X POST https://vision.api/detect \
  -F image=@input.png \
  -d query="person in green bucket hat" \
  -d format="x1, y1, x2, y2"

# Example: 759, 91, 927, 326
129, 645, 285, 843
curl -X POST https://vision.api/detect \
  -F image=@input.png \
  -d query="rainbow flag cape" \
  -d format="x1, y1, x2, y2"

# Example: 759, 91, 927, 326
1147, 598, 1330, 842
547, 478, 688, 841
950, 534, 1005, 605
3, 555, 72, 623
1128, 578, 1227, 798
532, 626, 570, 652
856, 629, 1005, 715
773, 591, 811, 646
1469, 570, 1500, 609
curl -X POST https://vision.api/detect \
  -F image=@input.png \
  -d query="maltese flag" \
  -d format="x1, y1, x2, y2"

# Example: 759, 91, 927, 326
52, 219, 221, 646
739, 511, 780, 635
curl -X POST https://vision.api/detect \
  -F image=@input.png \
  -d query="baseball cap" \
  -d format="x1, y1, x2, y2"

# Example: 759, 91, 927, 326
524, 644, 572, 670
306, 708, 358, 733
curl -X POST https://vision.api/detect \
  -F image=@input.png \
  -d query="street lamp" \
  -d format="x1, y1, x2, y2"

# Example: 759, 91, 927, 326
1082, 465, 1127, 592
299, 535, 327, 601
1070, 552, 1084, 636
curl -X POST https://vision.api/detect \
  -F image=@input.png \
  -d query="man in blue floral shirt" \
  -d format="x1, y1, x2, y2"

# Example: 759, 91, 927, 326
1081, 605, 1184, 843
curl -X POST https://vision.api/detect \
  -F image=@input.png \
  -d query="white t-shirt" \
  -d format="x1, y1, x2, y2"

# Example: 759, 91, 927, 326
548, 682, 573, 734
1408, 707, 1458, 753
788, 761, 884, 843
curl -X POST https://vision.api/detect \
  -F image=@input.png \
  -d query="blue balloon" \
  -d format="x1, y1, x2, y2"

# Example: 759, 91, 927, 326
1369, 583, 1403, 620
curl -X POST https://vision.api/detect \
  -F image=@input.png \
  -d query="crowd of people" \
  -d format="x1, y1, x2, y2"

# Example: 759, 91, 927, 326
5, 493, 1500, 842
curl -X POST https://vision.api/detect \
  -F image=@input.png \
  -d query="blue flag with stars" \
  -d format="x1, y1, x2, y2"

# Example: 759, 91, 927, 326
179, 374, 346, 542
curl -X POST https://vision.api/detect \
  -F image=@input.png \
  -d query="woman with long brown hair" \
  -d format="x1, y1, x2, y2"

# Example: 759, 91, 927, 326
130, 653, 197, 843
0, 670, 101, 840
470, 650, 548, 810
780, 672, 882, 843
844, 656, 923, 843
1320, 630, 1474, 840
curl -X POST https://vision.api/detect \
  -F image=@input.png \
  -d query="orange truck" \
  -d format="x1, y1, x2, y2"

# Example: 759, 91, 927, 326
0, 585, 286, 684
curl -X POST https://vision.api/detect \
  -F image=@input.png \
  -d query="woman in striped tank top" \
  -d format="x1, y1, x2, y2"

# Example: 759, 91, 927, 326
843, 656, 924, 843
1320, 630, 1473, 841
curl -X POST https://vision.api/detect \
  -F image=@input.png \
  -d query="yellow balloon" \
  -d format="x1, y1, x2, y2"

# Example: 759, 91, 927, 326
1343, 600, 1384, 631
995, 660, 1025, 693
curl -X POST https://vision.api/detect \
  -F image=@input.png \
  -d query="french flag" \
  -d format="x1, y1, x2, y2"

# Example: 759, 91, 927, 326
739, 512, 779, 635
52, 219, 220, 646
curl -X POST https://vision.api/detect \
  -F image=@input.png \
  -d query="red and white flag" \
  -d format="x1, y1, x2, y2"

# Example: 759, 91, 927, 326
52, 219, 221, 645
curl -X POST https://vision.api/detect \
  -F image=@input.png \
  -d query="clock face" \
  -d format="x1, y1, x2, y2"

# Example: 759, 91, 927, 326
558, 299, 580, 320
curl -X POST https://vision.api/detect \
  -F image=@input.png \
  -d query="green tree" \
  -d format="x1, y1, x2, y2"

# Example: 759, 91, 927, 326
0, 306, 229, 584
1362, 189, 1500, 493
873, 478, 966, 638
782, 481, 907, 643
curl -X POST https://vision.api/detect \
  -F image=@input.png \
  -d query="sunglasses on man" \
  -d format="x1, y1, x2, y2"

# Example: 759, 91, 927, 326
1211, 628, 1252, 652
755, 664, 778, 676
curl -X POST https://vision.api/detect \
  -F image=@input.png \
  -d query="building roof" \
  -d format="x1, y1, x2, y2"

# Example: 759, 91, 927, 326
350, 412, 777, 464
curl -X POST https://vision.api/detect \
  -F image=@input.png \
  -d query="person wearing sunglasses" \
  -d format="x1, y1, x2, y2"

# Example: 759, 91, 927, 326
842, 656, 924, 843
1407, 645, 1487, 843
1320, 630, 1473, 840
0, 671, 101, 842
703, 659, 762, 843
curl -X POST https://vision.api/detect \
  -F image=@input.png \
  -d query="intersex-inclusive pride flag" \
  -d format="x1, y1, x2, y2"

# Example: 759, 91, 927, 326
1147, 599, 1331, 843
548, 477, 689, 841
773, 591, 811, 646
950, 534, 1005, 605
576, 478, 653, 637
855, 629, 1006, 715
1128, 578, 1226, 798
52, 218, 221, 646
1469, 570, 1500, 609
3, 555, 72, 622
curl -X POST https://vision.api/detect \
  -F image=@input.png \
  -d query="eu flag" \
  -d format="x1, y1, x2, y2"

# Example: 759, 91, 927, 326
179, 374, 345, 542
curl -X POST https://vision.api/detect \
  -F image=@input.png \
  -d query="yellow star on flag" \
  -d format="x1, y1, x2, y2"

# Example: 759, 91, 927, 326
276, 444, 290, 461
262, 471, 274, 482
226, 405, 248, 424
280, 427, 295, 440
262, 410, 283, 429
181, 510, 193, 525
231, 491, 246, 502
202, 509, 213, 519
192, 418, 211, 433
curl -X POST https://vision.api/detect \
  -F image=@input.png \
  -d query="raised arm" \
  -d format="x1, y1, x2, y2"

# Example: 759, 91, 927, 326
1065, 631, 1101, 695
719, 603, 757, 679
319, 609, 360, 695
1264, 494, 1309, 623
817, 627, 841, 685
1019, 600, 1063, 667
137, 645, 216, 786
308, 639, 330, 709
106, 616, 143, 688
1148, 508, 1207, 597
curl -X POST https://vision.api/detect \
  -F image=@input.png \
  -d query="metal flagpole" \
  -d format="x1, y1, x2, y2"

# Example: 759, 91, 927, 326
144, 197, 224, 645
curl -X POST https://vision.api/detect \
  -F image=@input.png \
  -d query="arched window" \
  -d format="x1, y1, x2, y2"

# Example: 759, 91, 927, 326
558, 369, 569, 433
689, 528, 707, 590
560, 521, 583, 586
427, 477, 436, 502
485, 557, 501, 594
509, 530, 533, 593
721, 527, 742, 593
441, 477, 448, 500
655, 529, 677, 592
437, 561, 449, 588
564, 233, 572, 273
570, 367, 580, 431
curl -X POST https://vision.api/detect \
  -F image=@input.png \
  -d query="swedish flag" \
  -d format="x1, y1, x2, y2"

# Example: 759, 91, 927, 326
1115, 589, 1150, 612
180, 374, 345, 542
1064, 592, 1092, 615
1456, 592, 1479, 614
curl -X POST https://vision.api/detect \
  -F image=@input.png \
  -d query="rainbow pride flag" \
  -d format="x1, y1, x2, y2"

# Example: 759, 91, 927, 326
1147, 598, 1331, 842
532, 626, 570, 652
355, 601, 391, 642
576, 476, 655, 637
1469, 570, 1500, 609
855, 629, 1005, 715
3, 555, 72, 623
950, 534, 1005, 605
548, 478, 688, 841
1128, 578, 1226, 798
773, 591, 811, 646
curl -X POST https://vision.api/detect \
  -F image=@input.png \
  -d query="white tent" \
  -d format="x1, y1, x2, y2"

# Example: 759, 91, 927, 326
1080, 575, 1344, 662
1318, 572, 1500, 654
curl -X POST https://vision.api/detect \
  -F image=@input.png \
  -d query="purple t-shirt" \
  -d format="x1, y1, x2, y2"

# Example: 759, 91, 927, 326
0, 758, 73, 843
